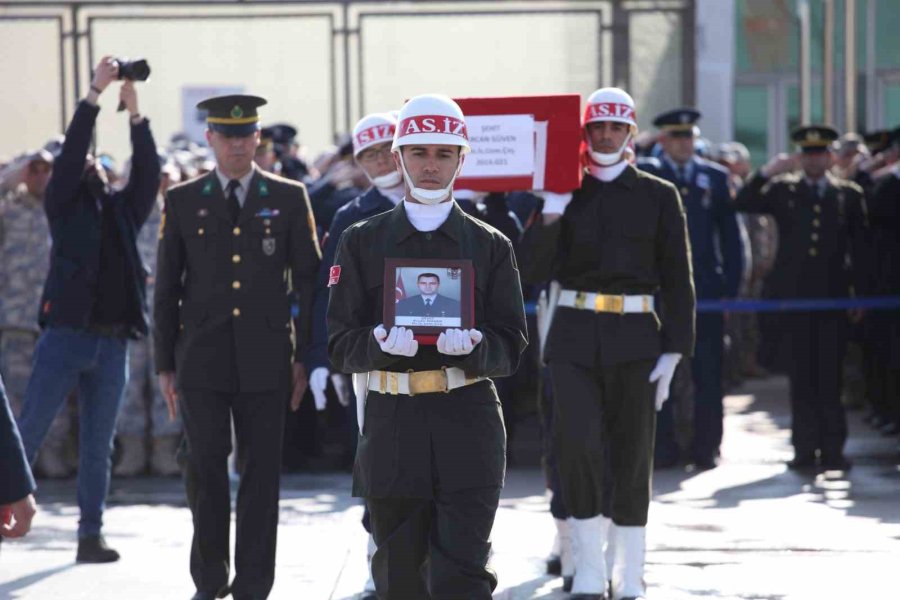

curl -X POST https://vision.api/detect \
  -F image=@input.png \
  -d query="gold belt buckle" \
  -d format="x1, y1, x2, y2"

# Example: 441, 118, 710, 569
595, 294, 625, 314
408, 369, 449, 395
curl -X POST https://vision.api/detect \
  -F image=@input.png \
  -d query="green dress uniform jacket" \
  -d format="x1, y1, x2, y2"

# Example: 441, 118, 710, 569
153, 169, 321, 392
519, 166, 696, 366
327, 200, 528, 498
735, 170, 869, 299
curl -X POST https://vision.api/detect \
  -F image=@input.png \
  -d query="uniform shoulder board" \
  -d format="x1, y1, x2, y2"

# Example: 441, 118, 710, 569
261, 170, 306, 192
636, 156, 662, 172
700, 159, 730, 179
771, 171, 801, 185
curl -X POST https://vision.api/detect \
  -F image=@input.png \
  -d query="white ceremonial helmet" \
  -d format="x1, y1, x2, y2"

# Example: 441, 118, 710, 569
352, 112, 402, 189
352, 112, 397, 157
582, 87, 638, 166
391, 94, 470, 205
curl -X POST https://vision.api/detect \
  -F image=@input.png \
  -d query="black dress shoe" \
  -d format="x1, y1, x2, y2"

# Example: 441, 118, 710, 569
786, 455, 817, 472
546, 554, 562, 576
76, 535, 120, 563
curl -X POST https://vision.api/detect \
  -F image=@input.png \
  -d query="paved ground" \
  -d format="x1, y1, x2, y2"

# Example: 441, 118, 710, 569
1, 375, 898, 599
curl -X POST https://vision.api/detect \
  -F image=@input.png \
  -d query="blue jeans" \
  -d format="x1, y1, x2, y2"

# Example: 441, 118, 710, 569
17, 327, 128, 537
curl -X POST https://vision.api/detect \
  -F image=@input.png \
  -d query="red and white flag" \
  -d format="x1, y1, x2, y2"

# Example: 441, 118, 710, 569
395, 271, 406, 303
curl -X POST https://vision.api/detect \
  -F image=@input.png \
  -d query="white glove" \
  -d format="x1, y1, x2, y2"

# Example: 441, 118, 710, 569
373, 325, 419, 357
436, 328, 483, 356
330, 373, 352, 407
649, 353, 682, 411
539, 191, 573, 215
309, 367, 330, 411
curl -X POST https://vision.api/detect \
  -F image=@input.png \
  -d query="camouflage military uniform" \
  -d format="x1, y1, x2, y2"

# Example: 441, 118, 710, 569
0, 185, 72, 464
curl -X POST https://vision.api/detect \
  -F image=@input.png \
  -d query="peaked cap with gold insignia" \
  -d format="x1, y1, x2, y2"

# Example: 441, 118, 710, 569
197, 94, 267, 137
653, 107, 701, 137
791, 124, 839, 153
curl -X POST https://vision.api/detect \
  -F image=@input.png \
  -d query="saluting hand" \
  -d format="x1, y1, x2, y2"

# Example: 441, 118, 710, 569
436, 328, 483, 356
374, 325, 419, 357
761, 153, 796, 179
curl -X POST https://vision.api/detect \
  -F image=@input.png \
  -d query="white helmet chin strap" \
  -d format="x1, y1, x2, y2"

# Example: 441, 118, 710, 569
589, 132, 632, 166
370, 169, 402, 189
397, 152, 462, 205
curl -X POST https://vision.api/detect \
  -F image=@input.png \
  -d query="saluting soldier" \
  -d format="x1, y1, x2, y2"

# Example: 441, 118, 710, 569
735, 125, 869, 472
866, 129, 900, 436
638, 108, 745, 469
519, 88, 695, 600
327, 94, 528, 599
154, 94, 321, 600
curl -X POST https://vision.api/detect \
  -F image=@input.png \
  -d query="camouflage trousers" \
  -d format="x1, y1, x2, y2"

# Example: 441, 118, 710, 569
117, 336, 182, 437
0, 328, 72, 446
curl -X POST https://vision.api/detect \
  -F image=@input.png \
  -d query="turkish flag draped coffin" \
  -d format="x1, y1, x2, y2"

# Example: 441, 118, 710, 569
453, 95, 582, 193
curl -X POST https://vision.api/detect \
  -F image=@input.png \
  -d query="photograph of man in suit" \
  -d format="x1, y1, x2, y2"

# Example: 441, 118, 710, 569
395, 272, 461, 324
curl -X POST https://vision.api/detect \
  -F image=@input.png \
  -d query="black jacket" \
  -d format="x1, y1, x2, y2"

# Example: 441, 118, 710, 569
519, 166, 696, 367
735, 170, 869, 299
38, 101, 160, 337
327, 201, 528, 379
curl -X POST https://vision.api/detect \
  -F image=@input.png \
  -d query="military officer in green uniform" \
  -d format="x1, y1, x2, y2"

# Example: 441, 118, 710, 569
735, 125, 869, 472
327, 94, 528, 599
154, 94, 321, 600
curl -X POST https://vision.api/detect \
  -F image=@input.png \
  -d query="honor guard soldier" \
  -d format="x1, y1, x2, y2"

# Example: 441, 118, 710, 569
154, 94, 321, 600
639, 108, 745, 469
735, 124, 869, 472
519, 88, 695, 600
866, 129, 900, 435
327, 94, 528, 599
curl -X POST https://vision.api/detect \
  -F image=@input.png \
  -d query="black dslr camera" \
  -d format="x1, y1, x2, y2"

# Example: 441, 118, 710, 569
116, 58, 151, 81
114, 58, 150, 112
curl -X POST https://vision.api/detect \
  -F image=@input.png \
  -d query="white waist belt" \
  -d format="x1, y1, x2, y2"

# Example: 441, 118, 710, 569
367, 367, 485, 396
558, 289, 655, 314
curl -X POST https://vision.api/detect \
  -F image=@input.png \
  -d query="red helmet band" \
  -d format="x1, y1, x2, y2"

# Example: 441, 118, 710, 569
397, 115, 468, 140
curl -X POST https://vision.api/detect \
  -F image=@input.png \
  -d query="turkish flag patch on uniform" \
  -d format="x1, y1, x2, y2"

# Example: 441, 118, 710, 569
328, 265, 341, 287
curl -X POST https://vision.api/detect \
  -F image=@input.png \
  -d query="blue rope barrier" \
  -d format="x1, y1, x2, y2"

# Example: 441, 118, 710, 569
524, 295, 900, 316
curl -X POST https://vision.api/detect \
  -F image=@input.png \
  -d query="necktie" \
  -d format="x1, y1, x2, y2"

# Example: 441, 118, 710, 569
425, 299, 432, 307
677, 165, 687, 185
226, 179, 241, 224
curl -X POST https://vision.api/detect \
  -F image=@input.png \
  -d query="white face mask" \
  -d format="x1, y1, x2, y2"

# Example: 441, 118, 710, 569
588, 131, 632, 166
397, 151, 462, 205
370, 169, 402, 189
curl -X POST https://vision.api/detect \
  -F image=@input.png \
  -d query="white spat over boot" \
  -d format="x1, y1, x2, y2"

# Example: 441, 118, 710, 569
612, 525, 646, 600
570, 515, 610, 595
603, 517, 615, 596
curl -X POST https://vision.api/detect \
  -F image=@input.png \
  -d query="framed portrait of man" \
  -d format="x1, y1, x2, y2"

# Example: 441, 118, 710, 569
383, 258, 475, 344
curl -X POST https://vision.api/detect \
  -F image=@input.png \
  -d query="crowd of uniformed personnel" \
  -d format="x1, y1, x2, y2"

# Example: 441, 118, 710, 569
1, 70, 899, 597
4, 110, 897, 481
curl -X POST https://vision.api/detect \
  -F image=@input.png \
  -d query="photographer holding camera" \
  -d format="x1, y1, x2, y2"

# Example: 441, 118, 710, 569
15, 55, 160, 563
